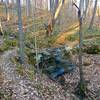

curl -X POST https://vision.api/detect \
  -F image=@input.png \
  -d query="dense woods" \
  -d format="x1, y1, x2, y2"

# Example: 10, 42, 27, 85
0, 0, 100, 100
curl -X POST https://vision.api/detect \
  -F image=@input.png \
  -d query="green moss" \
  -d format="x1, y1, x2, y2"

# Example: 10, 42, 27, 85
47, 35, 57, 47
0, 43, 9, 52
5, 39, 17, 47
27, 53, 36, 65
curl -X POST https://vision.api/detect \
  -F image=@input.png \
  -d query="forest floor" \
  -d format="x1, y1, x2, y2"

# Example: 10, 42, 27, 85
0, 21, 100, 99
0, 4, 100, 100
55, 23, 79, 45
0, 49, 100, 100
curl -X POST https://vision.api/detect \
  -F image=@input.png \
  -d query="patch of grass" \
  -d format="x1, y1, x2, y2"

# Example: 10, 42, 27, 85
0, 43, 9, 52
83, 37, 100, 45
0, 31, 18, 52
66, 34, 79, 42
94, 38, 100, 45
47, 35, 57, 47
53, 25, 61, 34
0, 88, 12, 100
82, 25, 100, 38
27, 52, 36, 65
5, 39, 18, 47
72, 25, 100, 39
0, 39, 17, 52
83, 44, 100, 54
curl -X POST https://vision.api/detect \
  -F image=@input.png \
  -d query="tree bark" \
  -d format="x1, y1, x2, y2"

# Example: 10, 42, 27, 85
83, 0, 89, 20
79, 0, 84, 16
6, 0, 9, 5
11, 0, 14, 4
73, 1, 84, 84
1, 0, 3, 3
89, 0, 98, 29
26, 0, 31, 17
50, 0, 55, 15
54, 0, 59, 12
17, 0, 25, 64
46, 0, 65, 36
4, 1, 9, 21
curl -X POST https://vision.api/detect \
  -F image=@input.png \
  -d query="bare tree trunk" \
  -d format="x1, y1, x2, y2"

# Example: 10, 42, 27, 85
74, 0, 84, 84
47, 0, 50, 11
54, 0, 59, 12
73, 3, 88, 99
1, 0, 3, 3
50, 0, 55, 15
5, 0, 10, 21
88, 0, 93, 20
83, 0, 89, 20
0, 19, 3, 36
17, 0, 25, 64
11, 0, 14, 4
4, 2, 8, 20
6, 0, 9, 5
46, 0, 65, 36
97, 6, 100, 27
26, 0, 31, 32
79, 0, 84, 16
26, 0, 31, 17
89, 0, 98, 29
78, 13, 84, 84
